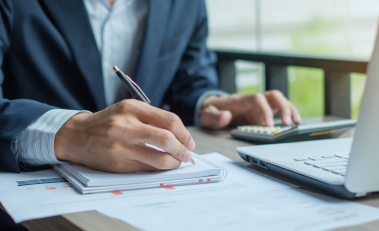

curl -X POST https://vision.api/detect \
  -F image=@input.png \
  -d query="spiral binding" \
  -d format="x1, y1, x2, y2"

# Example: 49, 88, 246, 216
192, 154, 228, 180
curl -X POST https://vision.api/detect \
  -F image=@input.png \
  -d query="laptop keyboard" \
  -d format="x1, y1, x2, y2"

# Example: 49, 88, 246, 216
294, 154, 349, 176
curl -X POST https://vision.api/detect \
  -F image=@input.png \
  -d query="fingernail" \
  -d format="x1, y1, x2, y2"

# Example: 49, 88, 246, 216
284, 115, 291, 125
187, 139, 195, 150
182, 150, 192, 162
267, 117, 274, 127
294, 113, 302, 124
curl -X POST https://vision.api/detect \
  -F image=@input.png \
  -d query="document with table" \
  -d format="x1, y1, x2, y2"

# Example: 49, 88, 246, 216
1, 153, 379, 231
0, 153, 294, 223
99, 188, 379, 231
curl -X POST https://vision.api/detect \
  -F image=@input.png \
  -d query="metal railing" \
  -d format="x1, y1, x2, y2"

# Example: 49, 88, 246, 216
215, 49, 369, 118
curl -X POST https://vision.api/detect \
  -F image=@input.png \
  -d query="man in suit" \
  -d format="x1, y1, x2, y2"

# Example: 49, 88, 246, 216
0, 0, 302, 228
0, 0, 301, 173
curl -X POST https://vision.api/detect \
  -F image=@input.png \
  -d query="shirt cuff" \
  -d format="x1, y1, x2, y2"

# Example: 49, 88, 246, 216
193, 90, 229, 127
11, 109, 91, 167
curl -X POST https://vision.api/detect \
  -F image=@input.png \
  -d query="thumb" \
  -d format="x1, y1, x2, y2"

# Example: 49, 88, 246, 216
199, 104, 232, 129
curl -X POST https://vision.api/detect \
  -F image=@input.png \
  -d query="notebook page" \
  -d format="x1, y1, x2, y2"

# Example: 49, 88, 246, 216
61, 154, 223, 187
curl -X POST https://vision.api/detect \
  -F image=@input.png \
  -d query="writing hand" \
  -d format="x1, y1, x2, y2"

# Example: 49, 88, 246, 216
54, 99, 195, 173
199, 90, 302, 129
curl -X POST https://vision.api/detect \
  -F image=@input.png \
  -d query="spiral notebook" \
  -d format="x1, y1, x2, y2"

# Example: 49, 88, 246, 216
52, 153, 227, 194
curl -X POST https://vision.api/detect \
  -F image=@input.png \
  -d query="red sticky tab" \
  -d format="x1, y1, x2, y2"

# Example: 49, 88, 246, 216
207, 179, 211, 181
160, 183, 164, 186
46, 187, 56, 190
164, 186, 175, 190
111, 191, 123, 195
199, 179, 203, 182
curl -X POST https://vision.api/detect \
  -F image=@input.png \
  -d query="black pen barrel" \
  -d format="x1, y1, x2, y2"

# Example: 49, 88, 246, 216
114, 69, 149, 104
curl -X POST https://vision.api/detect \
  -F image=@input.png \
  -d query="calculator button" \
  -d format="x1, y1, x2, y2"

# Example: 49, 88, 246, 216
294, 158, 307, 161
321, 155, 334, 158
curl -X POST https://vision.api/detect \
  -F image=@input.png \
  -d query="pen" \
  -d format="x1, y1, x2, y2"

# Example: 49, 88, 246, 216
113, 66, 196, 165
113, 66, 150, 104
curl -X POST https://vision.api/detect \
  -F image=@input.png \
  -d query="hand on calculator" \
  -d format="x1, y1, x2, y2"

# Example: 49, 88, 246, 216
199, 90, 302, 129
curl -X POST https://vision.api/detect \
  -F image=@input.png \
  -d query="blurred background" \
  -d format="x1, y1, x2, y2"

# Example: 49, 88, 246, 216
205, 0, 379, 118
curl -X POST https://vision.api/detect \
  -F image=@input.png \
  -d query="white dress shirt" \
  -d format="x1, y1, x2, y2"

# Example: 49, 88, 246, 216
12, 0, 226, 167
85, 0, 147, 106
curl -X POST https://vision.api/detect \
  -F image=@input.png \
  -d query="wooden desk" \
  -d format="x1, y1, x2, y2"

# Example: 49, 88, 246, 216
3, 117, 379, 231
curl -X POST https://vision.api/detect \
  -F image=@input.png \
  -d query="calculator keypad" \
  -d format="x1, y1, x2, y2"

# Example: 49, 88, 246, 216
237, 125, 293, 135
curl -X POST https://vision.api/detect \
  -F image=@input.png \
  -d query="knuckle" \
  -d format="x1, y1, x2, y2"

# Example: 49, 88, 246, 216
116, 99, 139, 113
113, 100, 129, 114
252, 93, 264, 103
166, 113, 180, 131
173, 144, 184, 159
230, 94, 240, 101
157, 155, 173, 169
159, 131, 174, 148
119, 99, 131, 109
107, 122, 125, 134
272, 90, 283, 98
183, 132, 192, 145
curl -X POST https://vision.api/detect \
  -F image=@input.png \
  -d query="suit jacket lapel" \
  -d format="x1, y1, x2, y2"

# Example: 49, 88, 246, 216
41, 0, 106, 111
133, 0, 171, 105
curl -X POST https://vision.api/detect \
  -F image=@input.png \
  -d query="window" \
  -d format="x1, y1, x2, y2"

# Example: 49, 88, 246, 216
206, 0, 379, 118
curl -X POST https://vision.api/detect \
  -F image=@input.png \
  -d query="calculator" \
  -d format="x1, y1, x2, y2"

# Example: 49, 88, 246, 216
230, 119, 357, 144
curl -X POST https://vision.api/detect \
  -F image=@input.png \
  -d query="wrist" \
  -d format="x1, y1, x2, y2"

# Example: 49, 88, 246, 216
54, 112, 91, 162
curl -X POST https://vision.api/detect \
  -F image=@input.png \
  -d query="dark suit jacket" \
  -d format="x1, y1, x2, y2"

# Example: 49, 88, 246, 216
0, 0, 220, 172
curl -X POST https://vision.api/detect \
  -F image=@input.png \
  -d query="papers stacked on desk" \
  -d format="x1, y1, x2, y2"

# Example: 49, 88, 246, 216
2, 153, 379, 230
52, 153, 227, 194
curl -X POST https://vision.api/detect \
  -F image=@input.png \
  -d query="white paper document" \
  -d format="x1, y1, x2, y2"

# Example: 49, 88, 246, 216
0, 153, 294, 223
99, 188, 379, 231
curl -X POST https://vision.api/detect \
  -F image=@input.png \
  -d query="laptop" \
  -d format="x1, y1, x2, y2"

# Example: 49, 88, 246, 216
236, 27, 379, 199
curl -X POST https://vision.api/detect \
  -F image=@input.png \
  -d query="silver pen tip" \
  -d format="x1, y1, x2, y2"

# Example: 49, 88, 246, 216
113, 66, 120, 72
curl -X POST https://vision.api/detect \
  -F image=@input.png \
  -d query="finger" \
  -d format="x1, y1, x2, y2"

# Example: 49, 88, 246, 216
137, 124, 192, 163
289, 102, 302, 124
121, 100, 194, 150
265, 91, 292, 126
128, 144, 182, 170
199, 104, 232, 129
243, 94, 274, 126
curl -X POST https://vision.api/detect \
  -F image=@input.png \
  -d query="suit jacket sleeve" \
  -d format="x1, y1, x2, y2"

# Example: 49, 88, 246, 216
0, 0, 56, 172
163, 0, 221, 126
